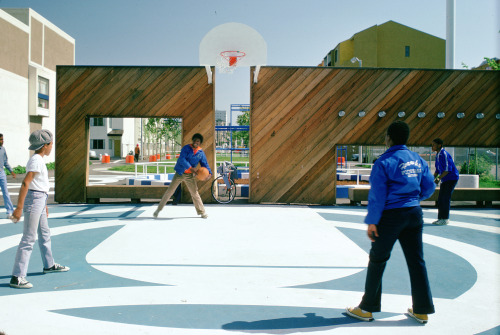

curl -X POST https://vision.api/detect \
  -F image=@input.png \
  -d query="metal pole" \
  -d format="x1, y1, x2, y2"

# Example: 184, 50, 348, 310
230, 105, 233, 163
446, 0, 456, 69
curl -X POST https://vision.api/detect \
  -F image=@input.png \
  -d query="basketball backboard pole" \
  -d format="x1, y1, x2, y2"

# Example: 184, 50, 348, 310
205, 66, 213, 84
254, 65, 261, 83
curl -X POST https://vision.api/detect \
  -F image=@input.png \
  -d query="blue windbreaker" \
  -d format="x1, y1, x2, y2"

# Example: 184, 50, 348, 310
174, 144, 212, 176
435, 148, 459, 182
365, 145, 435, 226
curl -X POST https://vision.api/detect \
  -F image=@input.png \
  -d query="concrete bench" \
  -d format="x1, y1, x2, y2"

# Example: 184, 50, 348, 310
86, 185, 180, 204
348, 187, 500, 207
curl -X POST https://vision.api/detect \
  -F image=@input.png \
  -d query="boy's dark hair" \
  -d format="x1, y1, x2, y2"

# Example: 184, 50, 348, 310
192, 133, 204, 143
432, 138, 444, 146
387, 121, 410, 145
0, 133, 3, 137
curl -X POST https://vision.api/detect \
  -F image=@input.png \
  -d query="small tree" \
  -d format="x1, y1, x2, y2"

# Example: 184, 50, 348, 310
163, 118, 182, 153
233, 109, 250, 148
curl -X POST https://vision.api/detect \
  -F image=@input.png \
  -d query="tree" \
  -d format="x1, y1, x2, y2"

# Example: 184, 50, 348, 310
163, 118, 182, 153
233, 109, 250, 147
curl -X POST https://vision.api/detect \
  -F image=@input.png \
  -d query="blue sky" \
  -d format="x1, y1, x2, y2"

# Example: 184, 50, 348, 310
1, 0, 498, 123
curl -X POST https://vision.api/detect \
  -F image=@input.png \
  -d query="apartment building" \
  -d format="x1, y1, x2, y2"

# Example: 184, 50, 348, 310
0, 8, 74, 166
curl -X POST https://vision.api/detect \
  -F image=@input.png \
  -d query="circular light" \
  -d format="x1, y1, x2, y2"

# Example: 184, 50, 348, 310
338, 110, 345, 117
358, 111, 366, 117
378, 111, 386, 117
418, 112, 426, 118
457, 112, 465, 119
496, 114, 500, 120
398, 111, 405, 118
437, 112, 445, 118
475, 113, 484, 119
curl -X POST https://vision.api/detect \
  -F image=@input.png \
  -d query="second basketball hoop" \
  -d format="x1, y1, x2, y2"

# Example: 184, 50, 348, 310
217, 51, 246, 73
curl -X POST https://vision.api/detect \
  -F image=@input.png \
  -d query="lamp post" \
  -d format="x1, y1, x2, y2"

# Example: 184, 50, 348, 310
351, 57, 362, 67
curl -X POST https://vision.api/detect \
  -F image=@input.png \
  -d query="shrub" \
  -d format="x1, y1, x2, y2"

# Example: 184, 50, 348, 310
459, 153, 492, 180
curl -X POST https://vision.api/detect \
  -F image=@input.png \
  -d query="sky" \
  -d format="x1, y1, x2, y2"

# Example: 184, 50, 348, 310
1, 0, 498, 124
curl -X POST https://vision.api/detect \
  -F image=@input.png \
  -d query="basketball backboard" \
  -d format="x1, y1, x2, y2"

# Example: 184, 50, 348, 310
199, 22, 267, 83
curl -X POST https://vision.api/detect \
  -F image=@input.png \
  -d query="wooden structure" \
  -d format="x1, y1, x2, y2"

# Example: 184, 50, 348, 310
56, 66, 214, 203
56, 65, 499, 204
250, 67, 500, 204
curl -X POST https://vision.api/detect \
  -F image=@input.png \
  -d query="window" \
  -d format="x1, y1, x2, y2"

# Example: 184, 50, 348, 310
108, 139, 113, 151
334, 50, 338, 63
405, 46, 410, 57
38, 76, 49, 109
92, 118, 104, 126
91, 139, 104, 149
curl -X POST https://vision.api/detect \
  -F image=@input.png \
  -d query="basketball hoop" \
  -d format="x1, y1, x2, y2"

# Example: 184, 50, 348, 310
217, 51, 246, 73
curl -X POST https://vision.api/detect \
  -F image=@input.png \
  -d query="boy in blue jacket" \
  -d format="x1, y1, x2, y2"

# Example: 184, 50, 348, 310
346, 121, 435, 324
431, 138, 459, 225
153, 133, 212, 219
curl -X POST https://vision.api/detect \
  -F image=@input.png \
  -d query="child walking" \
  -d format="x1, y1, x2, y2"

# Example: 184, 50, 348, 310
10, 129, 69, 289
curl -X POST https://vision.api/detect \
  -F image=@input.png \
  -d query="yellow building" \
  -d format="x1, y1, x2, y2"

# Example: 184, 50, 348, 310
322, 21, 445, 69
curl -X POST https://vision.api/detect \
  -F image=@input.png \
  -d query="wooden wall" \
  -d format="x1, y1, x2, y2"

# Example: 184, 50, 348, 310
250, 67, 500, 204
56, 66, 214, 203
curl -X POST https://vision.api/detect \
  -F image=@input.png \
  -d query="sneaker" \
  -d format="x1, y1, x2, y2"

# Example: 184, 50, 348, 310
432, 219, 449, 225
345, 307, 374, 322
201, 213, 208, 219
10, 276, 33, 289
407, 308, 428, 324
43, 263, 70, 273
153, 209, 160, 218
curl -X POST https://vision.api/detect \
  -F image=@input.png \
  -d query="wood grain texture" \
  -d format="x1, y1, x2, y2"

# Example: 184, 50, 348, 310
250, 66, 499, 204
56, 66, 215, 203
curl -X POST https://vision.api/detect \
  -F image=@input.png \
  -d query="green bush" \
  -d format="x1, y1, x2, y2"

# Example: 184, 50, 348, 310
5, 165, 26, 175
459, 154, 492, 179
46, 162, 55, 170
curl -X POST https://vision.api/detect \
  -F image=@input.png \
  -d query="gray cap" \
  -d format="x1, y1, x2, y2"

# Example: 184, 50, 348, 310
29, 129, 53, 150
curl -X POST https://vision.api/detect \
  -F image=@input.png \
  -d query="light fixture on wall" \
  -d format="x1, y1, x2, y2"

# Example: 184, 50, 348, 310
457, 112, 465, 119
351, 57, 362, 67
398, 111, 406, 118
418, 112, 426, 118
475, 113, 484, 119
338, 110, 346, 117
378, 111, 386, 117
437, 112, 445, 118
358, 111, 366, 117
496, 114, 500, 120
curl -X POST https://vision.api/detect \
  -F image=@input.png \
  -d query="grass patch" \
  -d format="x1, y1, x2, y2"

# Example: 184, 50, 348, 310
479, 179, 500, 188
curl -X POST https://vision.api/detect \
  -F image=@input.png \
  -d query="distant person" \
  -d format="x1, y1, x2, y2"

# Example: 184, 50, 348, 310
153, 133, 211, 219
0, 133, 16, 219
134, 144, 140, 162
431, 138, 459, 225
346, 121, 436, 324
10, 130, 69, 289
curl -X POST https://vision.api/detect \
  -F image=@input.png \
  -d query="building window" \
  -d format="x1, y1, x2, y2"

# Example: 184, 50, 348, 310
405, 46, 410, 57
334, 49, 338, 63
92, 118, 104, 126
108, 139, 113, 151
38, 76, 49, 109
91, 139, 104, 149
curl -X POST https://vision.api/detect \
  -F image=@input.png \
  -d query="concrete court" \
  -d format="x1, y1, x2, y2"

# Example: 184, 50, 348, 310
0, 202, 499, 335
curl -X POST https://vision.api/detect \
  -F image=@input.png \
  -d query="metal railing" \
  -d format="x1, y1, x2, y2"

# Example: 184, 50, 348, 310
134, 161, 176, 178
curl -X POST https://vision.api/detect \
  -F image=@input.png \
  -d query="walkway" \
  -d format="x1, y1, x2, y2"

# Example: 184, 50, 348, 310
0, 203, 499, 334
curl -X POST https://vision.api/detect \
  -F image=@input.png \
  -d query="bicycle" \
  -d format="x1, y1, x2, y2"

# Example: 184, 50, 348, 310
211, 161, 237, 203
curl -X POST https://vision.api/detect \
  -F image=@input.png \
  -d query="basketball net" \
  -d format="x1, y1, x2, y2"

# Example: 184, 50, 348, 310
216, 51, 246, 74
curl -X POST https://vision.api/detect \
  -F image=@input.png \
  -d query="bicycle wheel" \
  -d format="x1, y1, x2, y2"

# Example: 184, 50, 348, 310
211, 176, 236, 204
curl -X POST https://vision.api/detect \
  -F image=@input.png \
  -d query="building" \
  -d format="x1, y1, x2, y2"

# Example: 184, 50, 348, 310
89, 117, 137, 159
321, 21, 445, 69
0, 8, 74, 166
215, 109, 227, 125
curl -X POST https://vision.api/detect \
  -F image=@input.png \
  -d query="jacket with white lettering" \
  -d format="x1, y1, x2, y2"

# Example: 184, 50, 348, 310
435, 148, 459, 182
365, 145, 435, 226
174, 144, 212, 176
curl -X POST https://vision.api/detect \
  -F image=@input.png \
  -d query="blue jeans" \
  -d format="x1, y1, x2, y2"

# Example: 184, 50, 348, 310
0, 171, 14, 214
438, 180, 458, 219
12, 190, 54, 278
359, 206, 434, 314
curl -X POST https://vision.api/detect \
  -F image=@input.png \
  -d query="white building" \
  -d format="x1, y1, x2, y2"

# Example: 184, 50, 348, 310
215, 109, 227, 125
0, 8, 75, 166
89, 118, 138, 158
